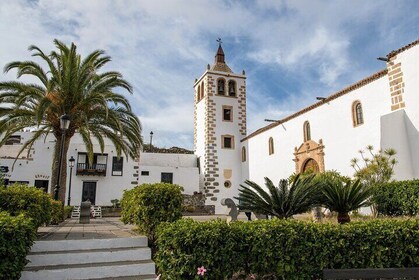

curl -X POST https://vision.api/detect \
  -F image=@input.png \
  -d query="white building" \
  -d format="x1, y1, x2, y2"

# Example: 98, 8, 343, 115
0, 133, 199, 206
241, 39, 419, 188
1, 39, 419, 214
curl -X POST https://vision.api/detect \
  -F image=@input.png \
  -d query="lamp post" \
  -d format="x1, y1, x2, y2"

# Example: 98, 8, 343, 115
149, 131, 154, 152
67, 156, 75, 206
54, 114, 71, 201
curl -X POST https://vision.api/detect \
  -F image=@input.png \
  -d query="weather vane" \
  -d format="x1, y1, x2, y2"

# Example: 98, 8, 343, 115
216, 38, 222, 45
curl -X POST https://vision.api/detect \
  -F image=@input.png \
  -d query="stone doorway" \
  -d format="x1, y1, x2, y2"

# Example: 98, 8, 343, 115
293, 139, 325, 174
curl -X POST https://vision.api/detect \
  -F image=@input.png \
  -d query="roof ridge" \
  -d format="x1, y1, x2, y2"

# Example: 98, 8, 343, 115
387, 38, 419, 58
241, 69, 388, 142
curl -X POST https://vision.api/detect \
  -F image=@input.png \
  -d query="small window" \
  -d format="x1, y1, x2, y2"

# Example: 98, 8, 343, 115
223, 106, 232, 121
303, 121, 311, 142
161, 172, 173, 184
217, 79, 225, 95
197, 85, 201, 101
268, 137, 274, 155
222, 135, 234, 149
241, 147, 246, 162
224, 180, 232, 188
200, 81, 204, 100
112, 157, 123, 176
228, 80, 236, 97
5, 135, 21, 145
352, 101, 364, 127
141, 171, 149, 176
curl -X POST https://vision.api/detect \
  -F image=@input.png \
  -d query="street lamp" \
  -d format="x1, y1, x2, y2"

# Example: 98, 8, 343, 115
67, 156, 75, 206
149, 131, 154, 152
54, 114, 70, 201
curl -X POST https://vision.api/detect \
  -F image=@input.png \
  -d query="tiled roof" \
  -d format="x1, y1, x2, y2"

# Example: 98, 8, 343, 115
241, 69, 388, 142
387, 38, 419, 59
210, 62, 233, 73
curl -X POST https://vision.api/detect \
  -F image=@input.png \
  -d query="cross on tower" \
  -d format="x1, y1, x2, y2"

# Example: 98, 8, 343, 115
216, 38, 222, 45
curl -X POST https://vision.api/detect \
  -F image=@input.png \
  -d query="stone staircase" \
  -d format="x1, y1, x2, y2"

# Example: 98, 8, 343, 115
21, 237, 156, 280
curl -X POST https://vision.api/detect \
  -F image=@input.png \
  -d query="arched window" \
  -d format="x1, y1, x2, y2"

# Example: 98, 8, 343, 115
303, 121, 311, 142
200, 81, 204, 100
241, 147, 246, 162
228, 80, 236, 97
352, 101, 364, 126
217, 79, 225, 95
197, 85, 201, 101
268, 137, 274, 155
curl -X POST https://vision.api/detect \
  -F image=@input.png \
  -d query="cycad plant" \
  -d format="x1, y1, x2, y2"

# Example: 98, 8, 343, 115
236, 174, 320, 219
0, 40, 142, 202
321, 179, 372, 224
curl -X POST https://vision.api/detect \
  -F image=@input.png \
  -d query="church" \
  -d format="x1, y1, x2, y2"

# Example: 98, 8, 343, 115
194, 38, 419, 213
1, 39, 418, 214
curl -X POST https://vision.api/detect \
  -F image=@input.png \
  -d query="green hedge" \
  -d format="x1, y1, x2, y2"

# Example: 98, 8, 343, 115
373, 180, 419, 216
64, 206, 74, 219
50, 200, 64, 225
121, 183, 183, 241
155, 219, 419, 279
0, 184, 52, 227
0, 211, 37, 280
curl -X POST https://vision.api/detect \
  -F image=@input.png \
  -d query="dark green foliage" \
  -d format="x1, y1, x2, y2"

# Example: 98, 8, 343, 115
0, 211, 37, 280
120, 183, 183, 241
50, 200, 64, 225
155, 219, 419, 279
0, 184, 52, 227
321, 180, 372, 223
156, 219, 245, 279
64, 206, 74, 219
373, 180, 419, 216
236, 174, 320, 219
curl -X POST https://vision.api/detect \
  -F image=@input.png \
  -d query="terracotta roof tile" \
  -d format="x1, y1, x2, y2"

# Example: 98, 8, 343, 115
387, 38, 419, 59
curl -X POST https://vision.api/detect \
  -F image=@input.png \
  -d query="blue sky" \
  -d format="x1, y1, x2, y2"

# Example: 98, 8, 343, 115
0, 0, 418, 149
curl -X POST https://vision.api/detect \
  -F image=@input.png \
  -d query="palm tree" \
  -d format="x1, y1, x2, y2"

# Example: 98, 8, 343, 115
321, 179, 372, 224
236, 174, 320, 219
0, 40, 142, 203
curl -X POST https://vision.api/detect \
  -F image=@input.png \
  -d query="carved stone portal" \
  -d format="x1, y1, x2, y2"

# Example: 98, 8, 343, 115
293, 139, 325, 174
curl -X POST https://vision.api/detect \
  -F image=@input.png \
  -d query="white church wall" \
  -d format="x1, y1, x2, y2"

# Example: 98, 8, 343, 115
394, 45, 419, 178
380, 110, 415, 180
245, 74, 391, 186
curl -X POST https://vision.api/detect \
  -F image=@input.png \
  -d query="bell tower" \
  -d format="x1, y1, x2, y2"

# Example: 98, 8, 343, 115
194, 40, 246, 213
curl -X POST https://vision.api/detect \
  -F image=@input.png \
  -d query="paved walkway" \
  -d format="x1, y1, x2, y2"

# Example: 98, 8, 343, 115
37, 214, 253, 241
37, 218, 139, 240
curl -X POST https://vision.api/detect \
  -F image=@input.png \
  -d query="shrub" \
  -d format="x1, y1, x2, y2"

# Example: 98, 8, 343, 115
373, 180, 419, 216
0, 184, 52, 228
64, 206, 74, 219
120, 183, 183, 241
155, 219, 419, 279
236, 174, 321, 219
0, 211, 37, 280
50, 200, 64, 225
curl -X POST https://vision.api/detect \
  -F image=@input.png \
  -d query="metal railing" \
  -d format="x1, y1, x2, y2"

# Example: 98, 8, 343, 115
76, 163, 107, 176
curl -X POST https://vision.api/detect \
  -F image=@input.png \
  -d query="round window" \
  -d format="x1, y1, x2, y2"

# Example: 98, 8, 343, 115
224, 180, 231, 188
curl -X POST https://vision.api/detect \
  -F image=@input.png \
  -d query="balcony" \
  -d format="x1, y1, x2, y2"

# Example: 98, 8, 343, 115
76, 163, 107, 176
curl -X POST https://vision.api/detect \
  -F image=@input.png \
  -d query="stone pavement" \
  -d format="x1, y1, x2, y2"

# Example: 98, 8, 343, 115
37, 217, 138, 240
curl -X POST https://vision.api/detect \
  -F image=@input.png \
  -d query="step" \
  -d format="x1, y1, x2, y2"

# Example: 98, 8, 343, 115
26, 247, 151, 268
21, 260, 155, 280
31, 237, 147, 253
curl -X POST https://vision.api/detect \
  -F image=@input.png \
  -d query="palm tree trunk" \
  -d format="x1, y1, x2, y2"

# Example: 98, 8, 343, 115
50, 134, 71, 203
337, 212, 351, 224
